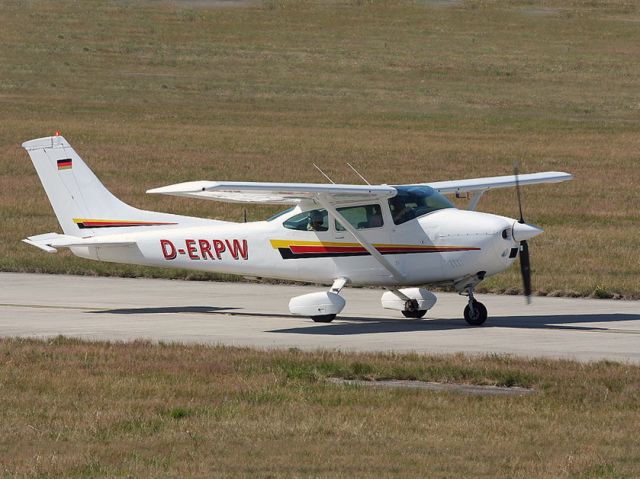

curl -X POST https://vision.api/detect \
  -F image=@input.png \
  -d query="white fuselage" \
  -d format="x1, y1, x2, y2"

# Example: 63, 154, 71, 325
70, 205, 520, 287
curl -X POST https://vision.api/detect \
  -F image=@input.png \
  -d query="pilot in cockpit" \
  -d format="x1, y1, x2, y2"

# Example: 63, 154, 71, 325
307, 210, 324, 231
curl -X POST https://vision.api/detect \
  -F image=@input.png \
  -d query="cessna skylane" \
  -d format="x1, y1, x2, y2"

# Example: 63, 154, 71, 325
22, 134, 572, 325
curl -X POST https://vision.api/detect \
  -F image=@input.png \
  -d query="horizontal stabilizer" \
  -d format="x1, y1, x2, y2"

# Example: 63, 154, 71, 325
23, 232, 135, 253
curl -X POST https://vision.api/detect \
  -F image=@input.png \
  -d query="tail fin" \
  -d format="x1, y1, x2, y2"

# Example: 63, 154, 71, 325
23, 135, 199, 237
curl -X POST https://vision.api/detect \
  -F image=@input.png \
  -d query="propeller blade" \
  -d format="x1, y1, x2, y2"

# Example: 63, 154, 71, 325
519, 240, 532, 303
514, 162, 532, 302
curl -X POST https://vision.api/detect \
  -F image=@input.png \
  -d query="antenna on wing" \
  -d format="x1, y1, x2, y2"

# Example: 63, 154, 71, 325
313, 164, 335, 184
346, 162, 371, 185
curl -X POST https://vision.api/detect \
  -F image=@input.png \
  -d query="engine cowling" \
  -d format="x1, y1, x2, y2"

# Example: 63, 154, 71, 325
381, 288, 437, 312
289, 291, 346, 317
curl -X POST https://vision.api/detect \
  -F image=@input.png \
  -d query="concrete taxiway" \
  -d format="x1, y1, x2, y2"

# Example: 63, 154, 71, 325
0, 273, 638, 363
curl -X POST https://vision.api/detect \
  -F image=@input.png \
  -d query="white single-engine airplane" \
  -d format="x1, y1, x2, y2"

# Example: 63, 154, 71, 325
22, 134, 572, 325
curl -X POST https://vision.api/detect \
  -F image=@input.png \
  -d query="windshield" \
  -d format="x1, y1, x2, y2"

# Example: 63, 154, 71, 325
388, 185, 454, 225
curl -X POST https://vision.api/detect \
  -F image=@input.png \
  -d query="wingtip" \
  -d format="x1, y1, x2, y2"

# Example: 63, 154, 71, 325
22, 135, 70, 150
22, 238, 58, 254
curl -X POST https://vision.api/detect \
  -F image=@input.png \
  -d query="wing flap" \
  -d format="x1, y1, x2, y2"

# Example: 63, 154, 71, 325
424, 171, 573, 194
147, 181, 397, 205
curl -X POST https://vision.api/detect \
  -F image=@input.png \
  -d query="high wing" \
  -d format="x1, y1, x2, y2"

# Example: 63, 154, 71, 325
423, 171, 573, 195
147, 172, 572, 205
147, 181, 397, 205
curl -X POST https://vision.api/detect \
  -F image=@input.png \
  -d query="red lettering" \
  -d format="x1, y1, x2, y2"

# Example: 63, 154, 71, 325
186, 239, 199, 260
161, 239, 176, 260
199, 239, 214, 260
226, 239, 249, 260
213, 239, 226, 260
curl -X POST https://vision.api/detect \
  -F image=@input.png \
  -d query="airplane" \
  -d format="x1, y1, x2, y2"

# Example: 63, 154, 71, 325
22, 134, 572, 325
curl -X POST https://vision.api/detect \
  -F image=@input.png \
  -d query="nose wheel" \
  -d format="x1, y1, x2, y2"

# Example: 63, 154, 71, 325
463, 288, 487, 326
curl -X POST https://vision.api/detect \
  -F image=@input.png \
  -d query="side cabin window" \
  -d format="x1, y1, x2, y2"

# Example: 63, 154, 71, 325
335, 204, 384, 231
283, 209, 329, 232
388, 185, 454, 225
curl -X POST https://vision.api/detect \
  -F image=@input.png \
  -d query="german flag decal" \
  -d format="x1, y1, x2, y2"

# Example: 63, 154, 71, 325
57, 158, 72, 170
271, 240, 479, 259
73, 218, 178, 229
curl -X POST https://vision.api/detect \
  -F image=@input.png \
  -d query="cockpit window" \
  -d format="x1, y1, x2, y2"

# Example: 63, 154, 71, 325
388, 186, 454, 225
283, 208, 329, 232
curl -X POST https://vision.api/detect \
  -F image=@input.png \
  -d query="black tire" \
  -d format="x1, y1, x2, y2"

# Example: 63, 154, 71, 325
311, 314, 336, 323
464, 300, 487, 326
402, 310, 427, 319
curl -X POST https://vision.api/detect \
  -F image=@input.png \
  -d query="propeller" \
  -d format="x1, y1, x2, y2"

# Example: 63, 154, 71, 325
514, 163, 532, 304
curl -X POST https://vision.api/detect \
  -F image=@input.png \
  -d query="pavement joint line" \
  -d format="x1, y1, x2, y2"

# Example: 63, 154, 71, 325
0, 303, 102, 311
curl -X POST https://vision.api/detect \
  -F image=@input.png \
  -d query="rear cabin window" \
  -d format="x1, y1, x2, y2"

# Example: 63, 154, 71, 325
283, 209, 329, 232
335, 204, 384, 231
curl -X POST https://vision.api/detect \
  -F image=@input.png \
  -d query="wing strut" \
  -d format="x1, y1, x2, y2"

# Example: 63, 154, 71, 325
467, 190, 485, 211
314, 194, 405, 284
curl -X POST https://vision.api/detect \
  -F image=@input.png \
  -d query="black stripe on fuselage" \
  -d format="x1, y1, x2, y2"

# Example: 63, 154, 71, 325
276, 248, 476, 260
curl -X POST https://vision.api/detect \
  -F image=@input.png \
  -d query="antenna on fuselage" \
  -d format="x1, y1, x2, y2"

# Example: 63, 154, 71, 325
313, 164, 335, 184
346, 162, 371, 185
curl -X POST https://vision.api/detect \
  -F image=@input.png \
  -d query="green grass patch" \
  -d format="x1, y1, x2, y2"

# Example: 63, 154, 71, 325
0, 338, 638, 477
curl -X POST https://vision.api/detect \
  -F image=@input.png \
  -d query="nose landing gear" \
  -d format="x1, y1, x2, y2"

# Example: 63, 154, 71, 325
455, 272, 488, 326
463, 287, 487, 326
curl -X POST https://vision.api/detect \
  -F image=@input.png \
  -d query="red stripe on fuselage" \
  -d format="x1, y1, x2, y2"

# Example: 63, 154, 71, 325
287, 244, 479, 255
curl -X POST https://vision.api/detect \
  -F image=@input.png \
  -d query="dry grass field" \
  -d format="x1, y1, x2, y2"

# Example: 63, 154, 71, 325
0, 337, 638, 478
1, 0, 639, 297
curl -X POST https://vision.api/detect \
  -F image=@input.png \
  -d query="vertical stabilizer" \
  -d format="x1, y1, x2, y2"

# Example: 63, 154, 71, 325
22, 135, 202, 237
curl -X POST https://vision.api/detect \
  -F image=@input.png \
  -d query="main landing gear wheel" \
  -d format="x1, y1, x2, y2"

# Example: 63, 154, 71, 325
311, 314, 336, 323
464, 300, 487, 326
402, 310, 427, 319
